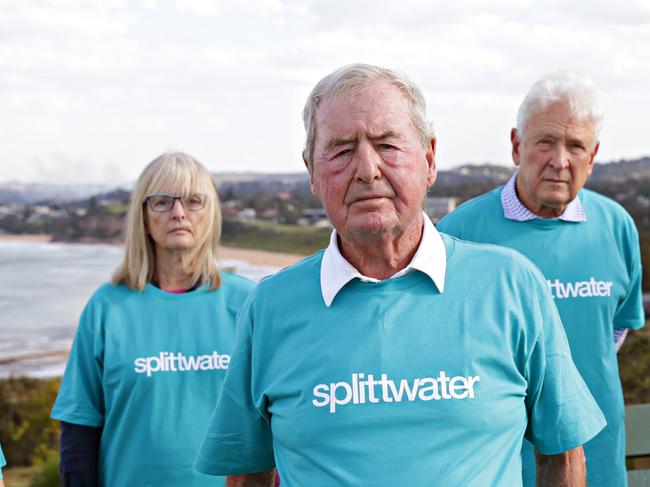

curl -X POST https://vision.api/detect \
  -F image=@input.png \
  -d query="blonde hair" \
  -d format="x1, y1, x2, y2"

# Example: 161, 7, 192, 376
112, 151, 222, 290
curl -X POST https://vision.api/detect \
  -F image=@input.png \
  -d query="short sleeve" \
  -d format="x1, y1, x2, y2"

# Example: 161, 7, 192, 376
613, 221, 644, 330
194, 297, 275, 475
51, 297, 105, 427
523, 270, 606, 455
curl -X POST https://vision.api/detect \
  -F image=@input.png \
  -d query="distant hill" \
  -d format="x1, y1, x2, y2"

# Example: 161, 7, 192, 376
1, 156, 649, 205
0, 182, 128, 205
590, 156, 650, 183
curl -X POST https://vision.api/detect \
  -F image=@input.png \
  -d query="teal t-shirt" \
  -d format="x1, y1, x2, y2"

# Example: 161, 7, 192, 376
0, 443, 5, 479
51, 272, 254, 487
195, 235, 605, 486
438, 187, 644, 487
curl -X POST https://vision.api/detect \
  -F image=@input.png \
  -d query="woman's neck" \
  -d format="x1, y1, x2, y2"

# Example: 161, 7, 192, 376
154, 250, 195, 291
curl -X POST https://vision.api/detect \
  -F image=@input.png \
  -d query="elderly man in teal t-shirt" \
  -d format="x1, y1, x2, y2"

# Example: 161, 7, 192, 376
438, 71, 644, 487
195, 64, 606, 486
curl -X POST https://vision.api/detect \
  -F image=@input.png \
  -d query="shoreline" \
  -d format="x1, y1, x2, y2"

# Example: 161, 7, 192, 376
0, 233, 306, 268
0, 233, 51, 242
0, 233, 307, 378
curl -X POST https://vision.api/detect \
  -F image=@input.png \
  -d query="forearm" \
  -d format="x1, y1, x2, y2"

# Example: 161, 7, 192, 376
60, 421, 101, 487
536, 446, 586, 487
226, 470, 275, 487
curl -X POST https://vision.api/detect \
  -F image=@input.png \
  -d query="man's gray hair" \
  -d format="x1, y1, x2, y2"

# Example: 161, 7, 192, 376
302, 63, 434, 170
516, 70, 603, 138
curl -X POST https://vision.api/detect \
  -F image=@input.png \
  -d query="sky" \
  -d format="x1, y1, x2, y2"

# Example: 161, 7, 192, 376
1, 0, 649, 184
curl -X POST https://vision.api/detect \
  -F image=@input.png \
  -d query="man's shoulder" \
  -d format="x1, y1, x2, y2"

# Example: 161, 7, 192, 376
581, 188, 632, 216
442, 232, 541, 276
580, 188, 637, 231
254, 250, 324, 296
437, 187, 503, 228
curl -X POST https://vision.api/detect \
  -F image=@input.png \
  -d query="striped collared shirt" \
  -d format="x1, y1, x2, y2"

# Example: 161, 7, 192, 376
501, 173, 587, 222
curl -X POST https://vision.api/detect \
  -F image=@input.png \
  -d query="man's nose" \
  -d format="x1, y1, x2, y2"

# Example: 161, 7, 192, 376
354, 142, 382, 183
548, 145, 570, 170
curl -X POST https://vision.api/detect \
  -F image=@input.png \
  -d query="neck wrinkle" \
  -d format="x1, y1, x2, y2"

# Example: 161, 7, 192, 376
338, 216, 424, 280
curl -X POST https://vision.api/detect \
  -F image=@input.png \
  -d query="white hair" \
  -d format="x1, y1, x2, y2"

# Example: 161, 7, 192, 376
302, 63, 434, 170
516, 70, 603, 137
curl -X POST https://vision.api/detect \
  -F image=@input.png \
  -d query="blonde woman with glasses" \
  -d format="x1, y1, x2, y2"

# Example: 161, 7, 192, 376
51, 152, 254, 486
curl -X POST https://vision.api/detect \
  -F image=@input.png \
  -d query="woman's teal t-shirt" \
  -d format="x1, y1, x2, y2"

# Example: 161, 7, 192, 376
51, 272, 254, 487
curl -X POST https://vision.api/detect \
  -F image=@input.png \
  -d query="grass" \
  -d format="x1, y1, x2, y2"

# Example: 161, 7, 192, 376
619, 322, 650, 405
3, 465, 35, 487
222, 220, 331, 255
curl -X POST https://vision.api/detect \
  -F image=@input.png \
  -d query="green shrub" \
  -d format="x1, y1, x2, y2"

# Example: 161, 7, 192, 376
619, 324, 650, 405
0, 378, 60, 466
29, 449, 60, 487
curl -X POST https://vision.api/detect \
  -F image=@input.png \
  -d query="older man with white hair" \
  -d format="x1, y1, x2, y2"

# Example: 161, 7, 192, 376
195, 64, 606, 486
438, 71, 645, 486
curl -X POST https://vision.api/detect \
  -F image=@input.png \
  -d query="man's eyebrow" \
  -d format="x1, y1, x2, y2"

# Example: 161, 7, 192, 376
323, 137, 357, 153
369, 130, 402, 141
322, 131, 403, 154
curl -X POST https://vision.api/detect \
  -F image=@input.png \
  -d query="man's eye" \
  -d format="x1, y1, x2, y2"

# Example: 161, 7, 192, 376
334, 148, 352, 158
377, 144, 395, 150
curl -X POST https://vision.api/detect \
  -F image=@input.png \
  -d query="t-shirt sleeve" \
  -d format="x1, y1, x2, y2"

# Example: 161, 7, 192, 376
613, 220, 644, 330
194, 297, 275, 475
51, 296, 105, 427
523, 269, 607, 455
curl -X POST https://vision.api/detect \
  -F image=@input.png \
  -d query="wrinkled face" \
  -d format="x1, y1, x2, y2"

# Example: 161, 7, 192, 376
144, 190, 208, 252
512, 101, 599, 218
308, 81, 436, 241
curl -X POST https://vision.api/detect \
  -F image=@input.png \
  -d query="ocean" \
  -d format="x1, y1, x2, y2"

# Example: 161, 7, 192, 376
0, 240, 279, 378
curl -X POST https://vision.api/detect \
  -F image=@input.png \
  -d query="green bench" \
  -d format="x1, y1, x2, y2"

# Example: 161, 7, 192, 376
627, 404, 650, 487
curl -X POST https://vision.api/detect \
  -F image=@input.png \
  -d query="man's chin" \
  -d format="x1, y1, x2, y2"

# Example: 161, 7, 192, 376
345, 213, 400, 236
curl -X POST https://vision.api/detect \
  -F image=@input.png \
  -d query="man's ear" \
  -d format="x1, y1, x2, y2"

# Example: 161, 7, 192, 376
511, 128, 521, 167
426, 137, 437, 189
304, 153, 320, 199
586, 141, 599, 176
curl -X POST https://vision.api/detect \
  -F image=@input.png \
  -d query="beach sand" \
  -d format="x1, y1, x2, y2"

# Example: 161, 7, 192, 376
0, 233, 52, 242
0, 233, 306, 268
218, 246, 305, 268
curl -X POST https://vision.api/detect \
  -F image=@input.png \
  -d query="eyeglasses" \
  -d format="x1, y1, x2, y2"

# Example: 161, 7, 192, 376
144, 193, 208, 213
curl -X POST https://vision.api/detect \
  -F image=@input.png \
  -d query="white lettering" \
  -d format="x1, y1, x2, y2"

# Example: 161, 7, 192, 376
546, 278, 613, 300
312, 371, 480, 414
133, 351, 231, 376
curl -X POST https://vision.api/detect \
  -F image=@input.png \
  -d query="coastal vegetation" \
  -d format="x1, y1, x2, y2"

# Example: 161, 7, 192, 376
221, 220, 330, 255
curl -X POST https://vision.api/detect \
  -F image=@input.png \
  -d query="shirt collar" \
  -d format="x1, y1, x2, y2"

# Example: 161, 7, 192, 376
320, 212, 446, 307
501, 173, 587, 222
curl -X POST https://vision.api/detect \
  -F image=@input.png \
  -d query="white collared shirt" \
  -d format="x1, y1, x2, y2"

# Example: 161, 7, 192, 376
501, 173, 587, 222
320, 212, 446, 307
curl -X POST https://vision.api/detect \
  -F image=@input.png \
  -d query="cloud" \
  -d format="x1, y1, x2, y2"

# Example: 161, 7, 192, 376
0, 0, 649, 182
